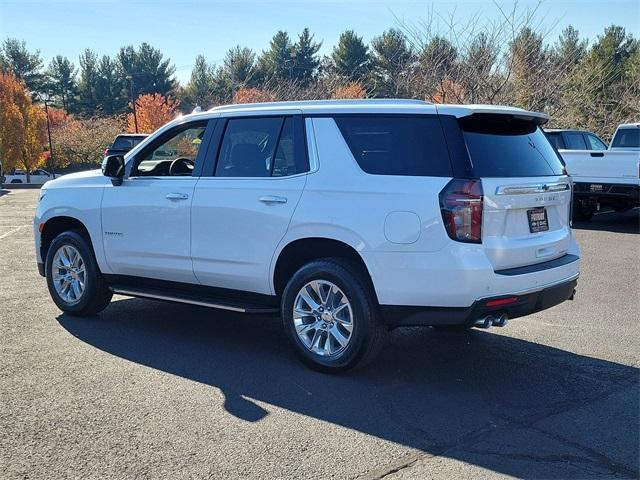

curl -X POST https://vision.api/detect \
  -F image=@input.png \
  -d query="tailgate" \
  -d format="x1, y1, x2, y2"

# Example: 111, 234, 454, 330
457, 112, 572, 271
481, 177, 572, 270
560, 150, 640, 183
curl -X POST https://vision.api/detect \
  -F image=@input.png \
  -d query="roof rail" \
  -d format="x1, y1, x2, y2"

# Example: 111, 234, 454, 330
209, 98, 431, 112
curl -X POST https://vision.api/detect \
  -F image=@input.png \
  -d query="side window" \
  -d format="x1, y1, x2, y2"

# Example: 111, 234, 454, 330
215, 116, 307, 177
586, 134, 607, 150
334, 116, 452, 176
565, 132, 587, 150
545, 132, 564, 150
133, 122, 207, 177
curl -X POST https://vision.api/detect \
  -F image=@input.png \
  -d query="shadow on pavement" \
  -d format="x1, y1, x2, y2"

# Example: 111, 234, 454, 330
58, 298, 639, 478
573, 208, 639, 234
0, 188, 11, 197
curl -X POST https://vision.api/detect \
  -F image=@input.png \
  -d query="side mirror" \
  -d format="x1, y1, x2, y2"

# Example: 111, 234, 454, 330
102, 155, 125, 186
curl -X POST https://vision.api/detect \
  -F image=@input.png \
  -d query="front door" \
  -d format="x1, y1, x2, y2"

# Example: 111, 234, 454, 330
101, 120, 211, 283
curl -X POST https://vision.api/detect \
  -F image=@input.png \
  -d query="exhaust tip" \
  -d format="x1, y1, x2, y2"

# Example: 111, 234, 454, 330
474, 316, 493, 329
492, 314, 509, 327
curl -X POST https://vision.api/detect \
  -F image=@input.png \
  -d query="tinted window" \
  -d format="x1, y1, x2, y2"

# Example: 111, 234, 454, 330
460, 115, 564, 177
586, 134, 607, 150
113, 135, 147, 150
216, 117, 306, 177
334, 116, 452, 176
612, 128, 640, 148
565, 132, 587, 149
545, 132, 564, 149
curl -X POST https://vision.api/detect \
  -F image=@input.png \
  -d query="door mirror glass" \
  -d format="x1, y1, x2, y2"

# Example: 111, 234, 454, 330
102, 155, 125, 185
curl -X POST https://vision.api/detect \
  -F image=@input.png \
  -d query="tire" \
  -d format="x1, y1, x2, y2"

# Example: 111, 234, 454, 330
281, 258, 386, 373
45, 230, 112, 316
572, 199, 595, 222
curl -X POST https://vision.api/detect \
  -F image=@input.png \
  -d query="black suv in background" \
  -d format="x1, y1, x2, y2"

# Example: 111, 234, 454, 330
104, 134, 148, 157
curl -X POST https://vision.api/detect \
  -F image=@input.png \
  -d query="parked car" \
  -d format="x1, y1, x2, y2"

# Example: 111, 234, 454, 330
545, 129, 607, 151
559, 148, 639, 220
34, 100, 580, 372
104, 133, 149, 157
4, 168, 54, 185
609, 123, 640, 151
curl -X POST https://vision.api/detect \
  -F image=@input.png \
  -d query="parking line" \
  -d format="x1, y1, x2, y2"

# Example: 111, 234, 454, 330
0, 225, 29, 240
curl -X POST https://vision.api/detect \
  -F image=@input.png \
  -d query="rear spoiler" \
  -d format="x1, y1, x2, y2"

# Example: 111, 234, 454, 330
436, 105, 549, 125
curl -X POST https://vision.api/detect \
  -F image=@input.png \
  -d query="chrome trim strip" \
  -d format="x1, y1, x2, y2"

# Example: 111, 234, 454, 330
112, 288, 247, 313
476, 273, 579, 302
495, 182, 570, 195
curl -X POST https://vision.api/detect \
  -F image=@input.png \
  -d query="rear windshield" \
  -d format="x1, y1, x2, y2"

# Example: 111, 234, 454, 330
611, 128, 640, 148
334, 116, 452, 176
460, 115, 565, 177
112, 136, 146, 150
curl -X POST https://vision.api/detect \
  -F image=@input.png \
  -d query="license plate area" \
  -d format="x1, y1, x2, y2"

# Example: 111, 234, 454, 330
590, 184, 603, 192
527, 207, 549, 233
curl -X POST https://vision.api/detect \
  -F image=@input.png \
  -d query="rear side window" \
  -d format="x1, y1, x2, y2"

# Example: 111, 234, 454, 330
586, 134, 607, 150
334, 116, 452, 176
612, 128, 640, 148
460, 115, 565, 177
565, 132, 587, 150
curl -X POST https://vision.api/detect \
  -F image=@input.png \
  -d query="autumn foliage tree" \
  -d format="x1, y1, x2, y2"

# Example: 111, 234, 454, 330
128, 93, 179, 133
233, 87, 274, 104
0, 72, 47, 180
332, 82, 366, 99
53, 115, 124, 167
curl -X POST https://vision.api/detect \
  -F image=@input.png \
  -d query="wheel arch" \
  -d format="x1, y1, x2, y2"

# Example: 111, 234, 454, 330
272, 237, 378, 302
40, 216, 95, 268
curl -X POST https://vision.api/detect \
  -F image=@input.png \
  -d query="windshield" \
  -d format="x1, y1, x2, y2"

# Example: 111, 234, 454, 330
612, 128, 640, 148
460, 115, 565, 177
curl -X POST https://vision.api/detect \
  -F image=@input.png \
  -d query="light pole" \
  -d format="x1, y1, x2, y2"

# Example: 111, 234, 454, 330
126, 75, 139, 133
43, 94, 57, 179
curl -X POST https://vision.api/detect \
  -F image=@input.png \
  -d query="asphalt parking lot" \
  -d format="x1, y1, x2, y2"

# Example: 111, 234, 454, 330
1, 188, 638, 479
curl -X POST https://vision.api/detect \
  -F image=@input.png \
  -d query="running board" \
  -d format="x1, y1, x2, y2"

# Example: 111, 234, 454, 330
110, 286, 280, 315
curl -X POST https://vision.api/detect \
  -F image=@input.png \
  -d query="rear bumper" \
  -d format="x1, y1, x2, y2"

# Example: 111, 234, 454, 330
381, 276, 578, 327
573, 182, 639, 206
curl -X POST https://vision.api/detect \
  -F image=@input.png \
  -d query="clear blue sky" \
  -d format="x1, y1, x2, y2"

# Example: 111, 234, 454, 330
1, 0, 639, 84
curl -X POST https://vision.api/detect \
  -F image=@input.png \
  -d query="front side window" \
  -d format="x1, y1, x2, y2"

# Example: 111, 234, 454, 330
334, 116, 453, 176
215, 116, 306, 177
133, 122, 207, 177
586, 134, 607, 150
565, 132, 587, 150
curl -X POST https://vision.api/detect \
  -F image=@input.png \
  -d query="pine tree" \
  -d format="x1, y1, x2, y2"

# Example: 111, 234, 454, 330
94, 55, 125, 115
291, 28, 321, 85
258, 31, 294, 80
47, 55, 77, 111
0, 38, 44, 98
117, 43, 177, 97
183, 55, 224, 109
77, 49, 98, 117
332, 30, 370, 81
224, 46, 258, 88
370, 29, 412, 96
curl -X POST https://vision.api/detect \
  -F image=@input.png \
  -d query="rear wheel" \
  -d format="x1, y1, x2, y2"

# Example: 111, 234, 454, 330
45, 231, 112, 316
281, 258, 386, 373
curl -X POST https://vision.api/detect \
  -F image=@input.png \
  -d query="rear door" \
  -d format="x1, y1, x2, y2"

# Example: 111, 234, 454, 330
191, 113, 308, 294
458, 114, 572, 271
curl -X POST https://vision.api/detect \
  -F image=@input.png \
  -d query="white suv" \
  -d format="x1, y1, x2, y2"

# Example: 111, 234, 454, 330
34, 100, 580, 372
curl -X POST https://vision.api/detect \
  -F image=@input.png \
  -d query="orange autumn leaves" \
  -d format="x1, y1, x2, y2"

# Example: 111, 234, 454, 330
0, 73, 47, 172
127, 93, 180, 134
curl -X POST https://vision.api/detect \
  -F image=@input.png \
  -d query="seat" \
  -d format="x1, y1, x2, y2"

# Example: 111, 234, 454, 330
223, 143, 269, 177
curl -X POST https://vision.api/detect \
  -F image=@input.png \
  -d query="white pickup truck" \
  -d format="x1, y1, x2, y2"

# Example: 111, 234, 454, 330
3, 169, 55, 185
559, 149, 640, 220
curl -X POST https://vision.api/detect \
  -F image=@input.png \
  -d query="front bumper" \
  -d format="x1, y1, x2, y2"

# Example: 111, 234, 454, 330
381, 276, 578, 327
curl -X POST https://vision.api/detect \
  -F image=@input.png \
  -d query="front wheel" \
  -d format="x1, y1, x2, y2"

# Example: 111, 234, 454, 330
45, 231, 112, 316
281, 258, 386, 373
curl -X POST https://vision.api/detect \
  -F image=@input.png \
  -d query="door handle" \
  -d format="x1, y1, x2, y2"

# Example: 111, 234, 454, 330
259, 195, 288, 204
166, 193, 189, 200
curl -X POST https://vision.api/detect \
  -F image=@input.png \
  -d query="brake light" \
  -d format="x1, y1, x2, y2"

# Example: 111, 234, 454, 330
104, 148, 109, 156
439, 179, 483, 243
486, 296, 518, 307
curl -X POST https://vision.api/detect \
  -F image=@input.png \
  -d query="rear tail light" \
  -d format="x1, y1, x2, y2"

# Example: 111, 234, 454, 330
439, 179, 483, 243
104, 148, 109, 156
